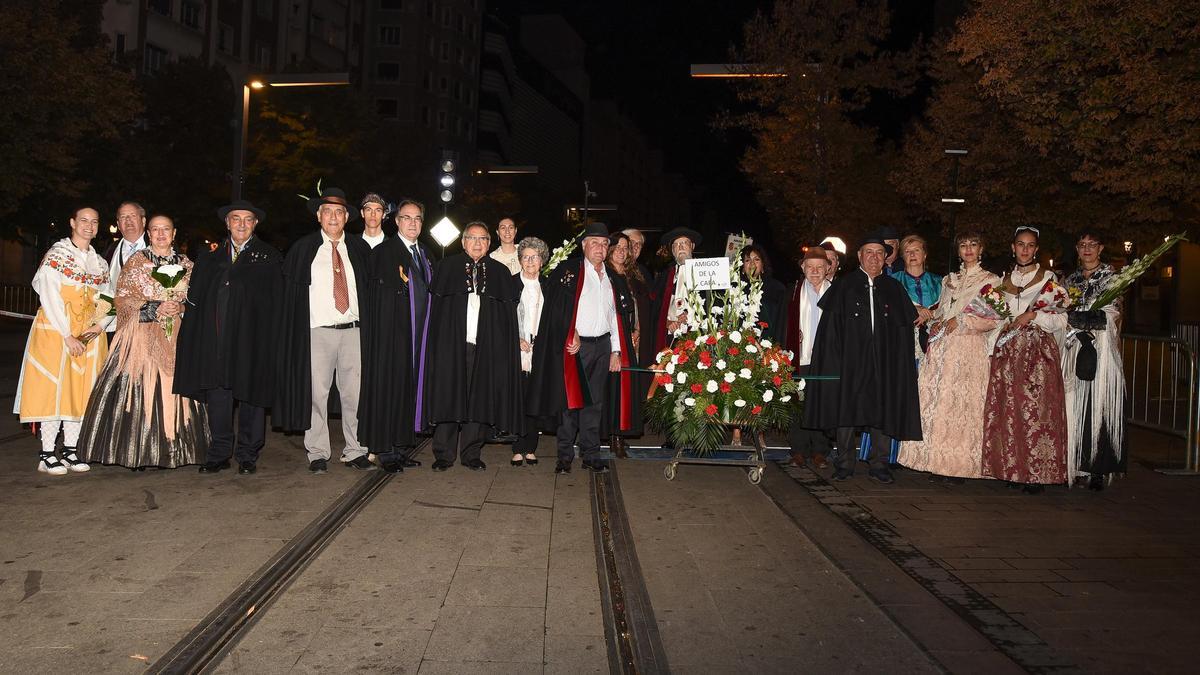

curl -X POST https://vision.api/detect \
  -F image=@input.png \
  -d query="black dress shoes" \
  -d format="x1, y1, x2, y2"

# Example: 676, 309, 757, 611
380, 460, 405, 473
309, 459, 328, 474
524, 455, 538, 466
400, 456, 421, 467
199, 460, 230, 474
432, 459, 453, 471
831, 467, 853, 481
511, 456, 524, 467
555, 460, 572, 475
583, 459, 610, 474
238, 461, 257, 475
465, 459, 487, 471
610, 436, 629, 459
346, 456, 377, 471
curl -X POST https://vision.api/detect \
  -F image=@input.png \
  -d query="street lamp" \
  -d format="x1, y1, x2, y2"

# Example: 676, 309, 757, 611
941, 148, 968, 271
231, 72, 351, 201
689, 64, 787, 78
472, 165, 540, 175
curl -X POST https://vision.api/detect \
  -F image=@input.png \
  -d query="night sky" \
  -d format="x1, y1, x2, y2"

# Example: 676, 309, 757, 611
513, 0, 941, 249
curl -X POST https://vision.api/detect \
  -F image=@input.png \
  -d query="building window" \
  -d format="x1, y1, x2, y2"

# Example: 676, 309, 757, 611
377, 99, 398, 117
217, 23, 235, 54
144, 43, 169, 74
423, 71, 432, 91
437, 110, 446, 131
379, 25, 402, 45
427, 35, 435, 56
180, 1, 202, 29
425, 1, 434, 20
440, 41, 449, 61
377, 62, 400, 81
256, 0, 274, 19
149, 0, 172, 17
114, 32, 126, 56
466, 55, 474, 72
456, 115, 463, 135
456, 47, 463, 65
456, 13, 465, 32
441, 7, 451, 27
438, 76, 448, 92
422, 106, 431, 126
380, 0, 403, 9
254, 42, 271, 66
466, 120, 473, 140
310, 14, 325, 37
453, 81, 462, 101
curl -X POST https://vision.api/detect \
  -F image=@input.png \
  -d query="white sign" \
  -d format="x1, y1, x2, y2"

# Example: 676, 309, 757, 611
682, 257, 731, 291
725, 234, 753, 260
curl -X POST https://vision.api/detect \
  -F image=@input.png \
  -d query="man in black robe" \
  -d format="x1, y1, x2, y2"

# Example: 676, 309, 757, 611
175, 200, 283, 474
359, 198, 433, 472
527, 223, 636, 474
803, 231, 921, 484
649, 227, 702, 356
424, 221, 523, 471
275, 188, 373, 474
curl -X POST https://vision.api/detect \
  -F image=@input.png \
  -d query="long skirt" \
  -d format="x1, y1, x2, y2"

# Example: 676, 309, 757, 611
899, 330, 992, 478
980, 327, 1067, 484
15, 289, 108, 422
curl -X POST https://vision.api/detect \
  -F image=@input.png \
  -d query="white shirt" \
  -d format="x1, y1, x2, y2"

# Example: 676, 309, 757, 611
309, 231, 360, 328
576, 262, 621, 351
107, 236, 146, 295
465, 256, 485, 344
517, 274, 543, 372
489, 246, 520, 275
666, 262, 688, 321
362, 231, 386, 249
797, 279, 830, 366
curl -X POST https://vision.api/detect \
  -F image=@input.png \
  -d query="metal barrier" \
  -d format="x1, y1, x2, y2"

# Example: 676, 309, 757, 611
1122, 334, 1199, 473
0, 284, 37, 320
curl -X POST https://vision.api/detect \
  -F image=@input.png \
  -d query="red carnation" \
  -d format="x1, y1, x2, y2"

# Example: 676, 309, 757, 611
751, 405, 763, 415
700, 351, 712, 362
705, 404, 718, 415
757, 321, 768, 328
655, 375, 671, 385
746, 334, 756, 344
690, 383, 703, 393
728, 347, 740, 356
706, 335, 717, 345
677, 354, 689, 364
743, 359, 754, 367
772, 375, 783, 387
719, 382, 731, 393
684, 339, 696, 350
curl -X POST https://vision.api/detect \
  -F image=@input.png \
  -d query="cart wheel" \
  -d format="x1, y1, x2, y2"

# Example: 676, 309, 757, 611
664, 463, 677, 481
748, 467, 763, 485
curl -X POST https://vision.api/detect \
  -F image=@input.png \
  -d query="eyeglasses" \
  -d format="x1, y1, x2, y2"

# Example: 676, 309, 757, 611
1076, 241, 1101, 250
397, 215, 424, 224
463, 235, 490, 243
519, 254, 541, 263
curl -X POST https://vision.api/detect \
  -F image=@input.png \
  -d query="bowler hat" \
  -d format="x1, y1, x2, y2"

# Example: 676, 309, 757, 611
877, 225, 900, 241
308, 187, 360, 222
217, 199, 266, 222
859, 230, 895, 257
660, 226, 702, 250
582, 222, 610, 240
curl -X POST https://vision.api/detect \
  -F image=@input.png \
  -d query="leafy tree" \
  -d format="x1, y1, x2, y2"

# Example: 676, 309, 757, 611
731, 0, 916, 253
0, 0, 140, 239
951, 0, 1200, 227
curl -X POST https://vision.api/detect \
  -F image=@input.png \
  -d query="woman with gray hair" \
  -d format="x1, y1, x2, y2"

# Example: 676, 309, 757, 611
512, 236, 549, 466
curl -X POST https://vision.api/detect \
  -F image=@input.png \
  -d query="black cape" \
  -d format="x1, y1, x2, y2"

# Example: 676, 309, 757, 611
602, 269, 643, 437
359, 237, 434, 450
756, 275, 788, 344
273, 231, 372, 431
423, 253, 523, 432
649, 265, 678, 355
174, 237, 283, 407
803, 267, 921, 441
526, 259, 637, 432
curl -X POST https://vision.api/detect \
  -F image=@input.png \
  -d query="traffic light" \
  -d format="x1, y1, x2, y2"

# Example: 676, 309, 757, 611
438, 150, 456, 204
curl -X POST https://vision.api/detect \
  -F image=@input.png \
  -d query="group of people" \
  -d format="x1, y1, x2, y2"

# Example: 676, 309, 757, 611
14, 194, 1126, 493
790, 226, 1126, 492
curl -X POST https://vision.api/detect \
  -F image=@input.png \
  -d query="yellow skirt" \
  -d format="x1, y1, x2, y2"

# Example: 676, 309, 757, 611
16, 285, 109, 422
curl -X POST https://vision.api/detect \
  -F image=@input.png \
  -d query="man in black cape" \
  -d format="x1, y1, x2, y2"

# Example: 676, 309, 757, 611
803, 231, 921, 484
359, 199, 433, 472
274, 187, 373, 474
526, 223, 636, 474
649, 227, 702, 356
175, 199, 283, 474
424, 221, 523, 471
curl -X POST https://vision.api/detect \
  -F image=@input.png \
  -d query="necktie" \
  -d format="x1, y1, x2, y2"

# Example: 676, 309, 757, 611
411, 245, 425, 279
231, 242, 240, 263
332, 240, 349, 313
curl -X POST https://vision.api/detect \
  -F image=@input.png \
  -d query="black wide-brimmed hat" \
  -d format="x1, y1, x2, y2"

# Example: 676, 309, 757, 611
859, 230, 895, 257
877, 225, 900, 241
308, 187, 360, 222
660, 226, 702, 249
582, 222, 610, 240
217, 199, 266, 222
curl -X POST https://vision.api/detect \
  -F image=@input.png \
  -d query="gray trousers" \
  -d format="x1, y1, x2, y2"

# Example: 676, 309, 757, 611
556, 337, 611, 463
305, 326, 365, 462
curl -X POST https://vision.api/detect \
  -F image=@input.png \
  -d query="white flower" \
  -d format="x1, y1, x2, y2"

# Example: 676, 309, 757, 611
769, 361, 780, 372
734, 399, 746, 408
711, 306, 724, 315
706, 380, 718, 393
762, 390, 774, 402
729, 330, 742, 344
666, 362, 676, 375
739, 368, 752, 379
156, 264, 184, 277
723, 372, 736, 383
781, 395, 792, 403
715, 359, 726, 369
761, 340, 773, 349
684, 397, 696, 407
664, 383, 674, 393
697, 361, 709, 370
746, 344, 758, 353
798, 379, 806, 390
677, 372, 687, 383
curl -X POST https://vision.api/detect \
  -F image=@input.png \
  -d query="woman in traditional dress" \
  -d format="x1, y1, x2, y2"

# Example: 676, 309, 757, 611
980, 227, 1069, 494
1061, 231, 1126, 491
77, 215, 210, 469
898, 232, 999, 482
512, 236, 549, 466
600, 232, 643, 457
15, 207, 113, 475
890, 234, 943, 355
